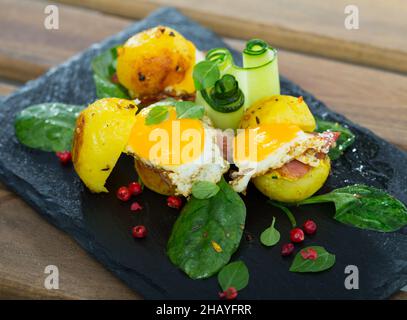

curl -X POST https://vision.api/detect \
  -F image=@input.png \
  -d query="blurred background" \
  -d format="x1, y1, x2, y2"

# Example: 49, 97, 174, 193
0, 0, 406, 299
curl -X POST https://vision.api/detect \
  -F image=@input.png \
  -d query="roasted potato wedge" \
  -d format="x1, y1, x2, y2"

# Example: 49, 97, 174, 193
240, 95, 316, 132
116, 26, 197, 100
253, 158, 331, 203
72, 98, 138, 192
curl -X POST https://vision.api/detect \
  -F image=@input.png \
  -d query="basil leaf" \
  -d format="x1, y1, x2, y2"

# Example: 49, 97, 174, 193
167, 178, 246, 279
315, 118, 355, 160
145, 106, 169, 125
175, 101, 205, 120
191, 181, 220, 199
193, 60, 220, 91
260, 217, 280, 246
290, 246, 335, 273
218, 261, 249, 291
14, 103, 83, 152
91, 47, 130, 99
298, 184, 407, 232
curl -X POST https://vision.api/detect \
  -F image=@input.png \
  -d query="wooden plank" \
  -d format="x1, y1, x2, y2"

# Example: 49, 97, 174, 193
0, 182, 139, 299
54, 0, 407, 73
0, 0, 130, 81
0, 81, 17, 96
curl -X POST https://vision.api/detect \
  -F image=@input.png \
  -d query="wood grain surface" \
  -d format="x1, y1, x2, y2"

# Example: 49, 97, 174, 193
0, 0, 406, 299
55, 0, 407, 73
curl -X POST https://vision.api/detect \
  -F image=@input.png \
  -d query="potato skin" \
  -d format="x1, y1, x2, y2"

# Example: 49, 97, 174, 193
72, 98, 138, 193
240, 95, 316, 132
116, 26, 196, 99
253, 158, 331, 203
135, 160, 176, 196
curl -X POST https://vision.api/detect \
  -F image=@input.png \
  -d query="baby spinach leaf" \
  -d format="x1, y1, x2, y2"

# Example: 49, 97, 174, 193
91, 46, 130, 99
145, 105, 169, 125
191, 181, 220, 199
260, 217, 280, 246
167, 178, 246, 279
218, 261, 249, 291
315, 118, 355, 160
14, 103, 83, 152
268, 200, 297, 228
175, 101, 205, 120
298, 184, 407, 232
290, 246, 335, 273
193, 60, 220, 91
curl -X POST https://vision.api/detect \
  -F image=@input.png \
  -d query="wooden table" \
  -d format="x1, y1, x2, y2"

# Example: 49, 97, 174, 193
0, 0, 406, 299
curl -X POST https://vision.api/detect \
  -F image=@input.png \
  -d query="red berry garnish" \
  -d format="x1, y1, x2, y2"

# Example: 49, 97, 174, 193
303, 219, 317, 235
167, 196, 182, 209
128, 182, 142, 196
132, 225, 147, 238
290, 228, 305, 243
116, 186, 131, 201
130, 201, 143, 212
219, 287, 238, 300
281, 243, 295, 256
300, 248, 318, 260
56, 151, 71, 165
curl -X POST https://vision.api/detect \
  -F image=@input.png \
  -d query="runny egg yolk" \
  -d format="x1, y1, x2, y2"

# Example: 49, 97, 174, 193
127, 107, 205, 166
234, 123, 301, 162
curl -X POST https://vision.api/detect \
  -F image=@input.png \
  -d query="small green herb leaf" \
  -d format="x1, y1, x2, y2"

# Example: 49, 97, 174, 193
193, 60, 220, 91
268, 200, 297, 228
191, 181, 220, 199
290, 246, 335, 273
14, 103, 83, 152
175, 101, 205, 120
91, 47, 130, 99
218, 261, 249, 291
145, 106, 169, 125
167, 178, 246, 279
260, 217, 280, 246
315, 118, 355, 160
298, 184, 407, 232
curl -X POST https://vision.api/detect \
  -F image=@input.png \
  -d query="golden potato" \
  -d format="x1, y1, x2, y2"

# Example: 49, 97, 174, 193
134, 160, 176, 196
253, 158, 331, 203
240, 95, 316, 132
116, 26, 197, 100
72, 98, 138, 193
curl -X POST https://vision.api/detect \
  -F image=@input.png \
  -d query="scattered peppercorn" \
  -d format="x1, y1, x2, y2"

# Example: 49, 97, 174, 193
281, 243, 295, 256
116, 186, 131, 201
111, 73, 119, 84
303, 219, 317, 235
290, 228, 305, 243
132, 225, 147, 238
56, 151, 71, 165
130, 201, 143, 212
167, 196, 182, 209
219, 287, 238, 300
128, 181, 142, 196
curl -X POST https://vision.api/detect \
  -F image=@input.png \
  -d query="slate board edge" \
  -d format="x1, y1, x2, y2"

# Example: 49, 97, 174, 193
0, 7, 406, 299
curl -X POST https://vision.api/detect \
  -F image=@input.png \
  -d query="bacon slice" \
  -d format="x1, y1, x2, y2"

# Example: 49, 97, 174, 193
276, 160, 312, 180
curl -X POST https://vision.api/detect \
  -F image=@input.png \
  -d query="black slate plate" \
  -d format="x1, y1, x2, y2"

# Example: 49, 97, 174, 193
0, 8, 406, 299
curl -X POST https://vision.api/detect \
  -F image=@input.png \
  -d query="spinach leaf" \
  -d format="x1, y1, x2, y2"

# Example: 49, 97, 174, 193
260, 217, 280, 246
315, 118, 355, 160
298, 184, 407, 232
192, 60, 220, 91
14, 103, 83, 152
145, 105, 169, 125
268, 200, 297, 227
167, 178, 246, 279
191, 181, 220, 199
91, 46, 130, 99
290, 246, 335, 273
218, 261, 249, 291
175, 101, 205, 120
